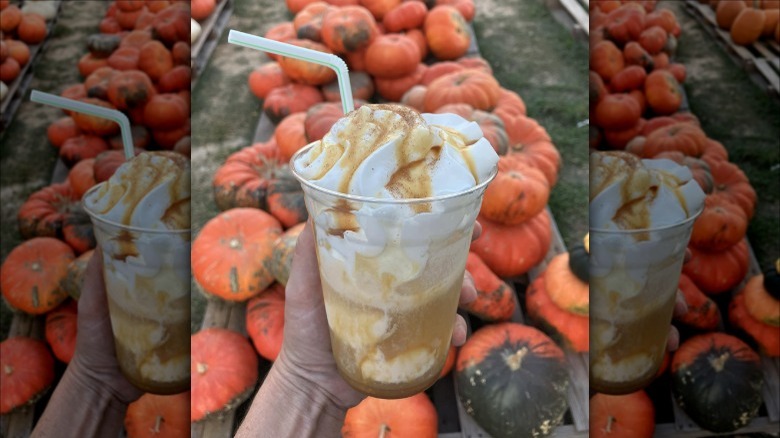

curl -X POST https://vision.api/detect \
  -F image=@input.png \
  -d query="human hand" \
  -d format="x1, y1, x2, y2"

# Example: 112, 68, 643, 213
69, 248, 143, 404
276, 220, 481, 409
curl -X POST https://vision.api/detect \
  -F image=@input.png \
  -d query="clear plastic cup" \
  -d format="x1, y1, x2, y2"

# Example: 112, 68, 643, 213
589, 211, 700, 395
83, 185, 191, 395
291, 143, 495, 399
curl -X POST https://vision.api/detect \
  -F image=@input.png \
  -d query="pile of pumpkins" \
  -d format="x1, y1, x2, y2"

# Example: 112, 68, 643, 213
589, 1, 777, 436
708, 0, 780, 46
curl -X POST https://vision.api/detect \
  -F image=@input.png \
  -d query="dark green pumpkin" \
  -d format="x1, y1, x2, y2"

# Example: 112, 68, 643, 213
86, 34, 121, 58
764, 258, 780, 300
671, 332, 764, 433
455, 322, 569, 438
568, 243, 589, 283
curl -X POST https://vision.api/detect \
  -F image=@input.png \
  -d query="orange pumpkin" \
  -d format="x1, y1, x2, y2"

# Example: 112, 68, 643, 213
716, 0, 747, 29
623, 41, 654, 70
77, 53, 110, 78
591, 40, 625, 82
107, 69, 156, 110
638, 25, 668, 55
84, 67, 119, 101
0, 4, 21, 33
245, 283, 286, 361
359, 0, 402, 21
275, 112, 309, 163
151, 3, 190, 45
481, 156, 550, 225
604, 4, 646, 46
644, 69, 682, 115
684, 240, 749, 295
293, 1, 333, 42
192, 208, 283, 302
364, 34, 420, 79
463, 252, 516, 322
67, 158, 97, 202
247, 62, 290, 100
492, 88, 527, 120
468, 109, 509, 155
382, 1, 427, 32
212, 141, 282, 210
503, 114, 560, 187
424, 5, 470, 60
0, 237, 74, 315
610, 65, 647, 92
191, 328, 259, 422
594, 93, 642, 130
304, 101, 347, 142
675, 273, 721, 331
470, 210, 551, 278
526, 274, 589, 352
45, 299, 78, 363
158, 65, 192, 93
138, 40, 174, 82
125, 392, 191, 438
0, 337, 55, 414
590, 391, 655, 438
47, 117, 82, 149
423, 69, 500, 112
321, 70, 374, 102
120, 29, 154, 49
640, 122, 707, 157
403, 28, 428, 61
17, 14, 47, 44
710, 159, 757, 219
321, 5, 379, 53
277, 39, 337, 85
60, 135, 110, 168
264, 21, 297, 61
267, 171, 308, 228
545, 251, 589, 316
437, 0, 475, 22
7, 40, 31, 67
191, 0, 216, 20
730, 290, 780, 356
742, 272, 780, 327
342, 393, 438, 437
690, 194, 748, 252
263, 83, 324, 123
143, 93, 189, 131
270, 223, 306, 286
374, 62, 426, 101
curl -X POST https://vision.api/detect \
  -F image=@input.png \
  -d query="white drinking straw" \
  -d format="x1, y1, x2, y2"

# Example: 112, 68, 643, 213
227, 30, 354, 115
30, 90, 135, 160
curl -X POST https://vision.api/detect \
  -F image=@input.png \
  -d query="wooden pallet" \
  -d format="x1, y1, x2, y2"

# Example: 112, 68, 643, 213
191, 0, 234, 86
0, 0, 64, 132
684, 0, 780, 99
544, 0, 589, 45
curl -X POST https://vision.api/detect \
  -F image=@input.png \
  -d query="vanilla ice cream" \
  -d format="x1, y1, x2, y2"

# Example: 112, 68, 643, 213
292, 104, 498, 397
83, 151, 191, 394
589, 151, 704, 393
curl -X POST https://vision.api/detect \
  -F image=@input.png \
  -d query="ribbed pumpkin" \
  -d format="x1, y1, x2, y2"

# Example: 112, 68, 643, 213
191, 328, 258, 422
245, 283, 286, 361
342, 392, 438, 438
463, 252, 515, 322
455, 322, 569, 438
0, 337, 55, 414
729, 286, 780, 356
675, 273, 721, 331
270, 223, 306, 286
526, 274, 589, 353
480, 155, 550, 225
423, 69, 500, 112
590, 391, 655, 438
424, 5, 470, 60
671, 332, 764, 433
266, 170, 308, 228
690, 194, 748, 252
277, 39, 337, 85
470, 210, 551, 278
683, 240, 749, 295
320, 5, 379, 53
125, 391, 190, 438
45, 299, 78, 363
742, 270, 780, 327
275, 112, 309, 164
59, 249, 94, 300
709, 159, 756, 219
192, 208, 282, 302
212, 141, 283, 211
263, 83, 324, 124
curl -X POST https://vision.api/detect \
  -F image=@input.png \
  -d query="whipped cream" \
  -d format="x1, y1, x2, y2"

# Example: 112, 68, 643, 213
84, 151, 190, 230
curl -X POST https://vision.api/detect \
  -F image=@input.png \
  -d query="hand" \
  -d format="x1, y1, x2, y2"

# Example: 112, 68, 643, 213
277, 220, 481, 409
667, 248, 693, 352
69, 247, 143, 404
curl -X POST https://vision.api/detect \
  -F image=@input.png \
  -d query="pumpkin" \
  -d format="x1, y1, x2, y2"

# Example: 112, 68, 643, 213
47, 116, 82, 149
171, 41, 191, 66
492, 88, 527, 120
440, 344, 457, 377
151, 118, 191, 150
424, 5, 470, 60
374, 62, 426, 102
420, 61, 465, 86
277, 39, 337, 86
589, 391, 655, 438
438, 0, 475, 22
192, 0, 216, 20
67, 158, 97, 201
138, 40, 174, 82
546, 250, 589, 315
143, 93, 189, 130
321, 5, 379, 53
675, 273, 721, 331
644, 69, 681, 115
671, 332, 764, 432
287, 0, 320, 14
594, 93, 641, 131
0, 4, 21, 32
646, 8, 680, 35
591, 40, 624, 82
359, 0, 402, 20
526, 275, 589, 352
59, 249, 94, 300
603, 5, 645, 46
191, 328, 259, 422
342, 392, 438, 437
94, 149, 143, 183
364, 34, 420, 79
470, 210, 551, 279
17, 14, 47, 44
125, 391, 190, 438
504, 115, 561, 187
0, 337, 55, 414
639, 122, 707, 157
152, 3, 190, 45
60, 135, 110, 168
652, 151, 714, 193
107, 46, 141, 71
263, 83, 324, 124
622, 41, 654, 71
60, 84, 88, 114
69, 98, 120, 137
651, 51, 670, 70
480, 156, 549, 225
17, 182, 77, 239
304, 101, 346, 142
212, 141, 282, 211
192, 208, 282, 302
248, 62, 290, 100
266, 171, 308, 228
158, 65, 192, 93
455, 322, 569, 438
764, 259, 780, 299
322, 71, 374, 102
587, 72, 606, 109
62, 204, 97, 255
463, 252, 515, 322
716, 0, 747, 29
383, 1, 427, 32
603, 119, 645, 150
1, 237, 74, 315
684, 240, 749, 295
690, 194, 747, 252
423, 69, 500, 112
86, 34, 121, 59
468, 109, 508, 155
245, 283, 286, 361
264, 21, 297, 61
7, 40, 31, 67
730, 288, 780, 356
275, 112, 309, 164
400, 85, 427, 111
638, 25, 668, 55
84, 67, 119, 101
45, 299, 78, 363
294, 1, 334, 41
666, 62, 687, 83
709, 159, 756, 219
270, 223, 306, 286
609, 65, 647, 92
121, 29, 154, 49
107, 69, 156, 110
742, 272, 780, 327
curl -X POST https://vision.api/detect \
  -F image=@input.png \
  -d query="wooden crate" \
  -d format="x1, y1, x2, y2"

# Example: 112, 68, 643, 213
544, 0, 589, 45
191, 0, 234, 85
0, 0, 64, 131
684, 0, 780, 99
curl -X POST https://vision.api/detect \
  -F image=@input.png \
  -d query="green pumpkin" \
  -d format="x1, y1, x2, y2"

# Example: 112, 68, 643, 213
568, 243, 589, 284
763, 258, 780, 300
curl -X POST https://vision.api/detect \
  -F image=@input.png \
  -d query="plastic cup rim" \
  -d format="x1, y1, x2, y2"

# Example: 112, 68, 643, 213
81, 184, 191, 235
588, 205, 703, 235
289, 142, 498, 205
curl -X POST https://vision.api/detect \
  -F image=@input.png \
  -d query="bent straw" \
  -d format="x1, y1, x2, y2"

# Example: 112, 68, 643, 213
228, 30, 354, 115
31, 90, 135, 161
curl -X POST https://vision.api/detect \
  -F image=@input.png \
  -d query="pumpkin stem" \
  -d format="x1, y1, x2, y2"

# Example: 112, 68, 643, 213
228, 238, 242, 249
152, 415, 163, 433
605, 415, 615, 433
197, 362, 208, 375
505, 347, 529, 371
709, 351, 730, 372
378, 423, 390, 438
4, 364, 13, 375
30, 261, 42, 272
